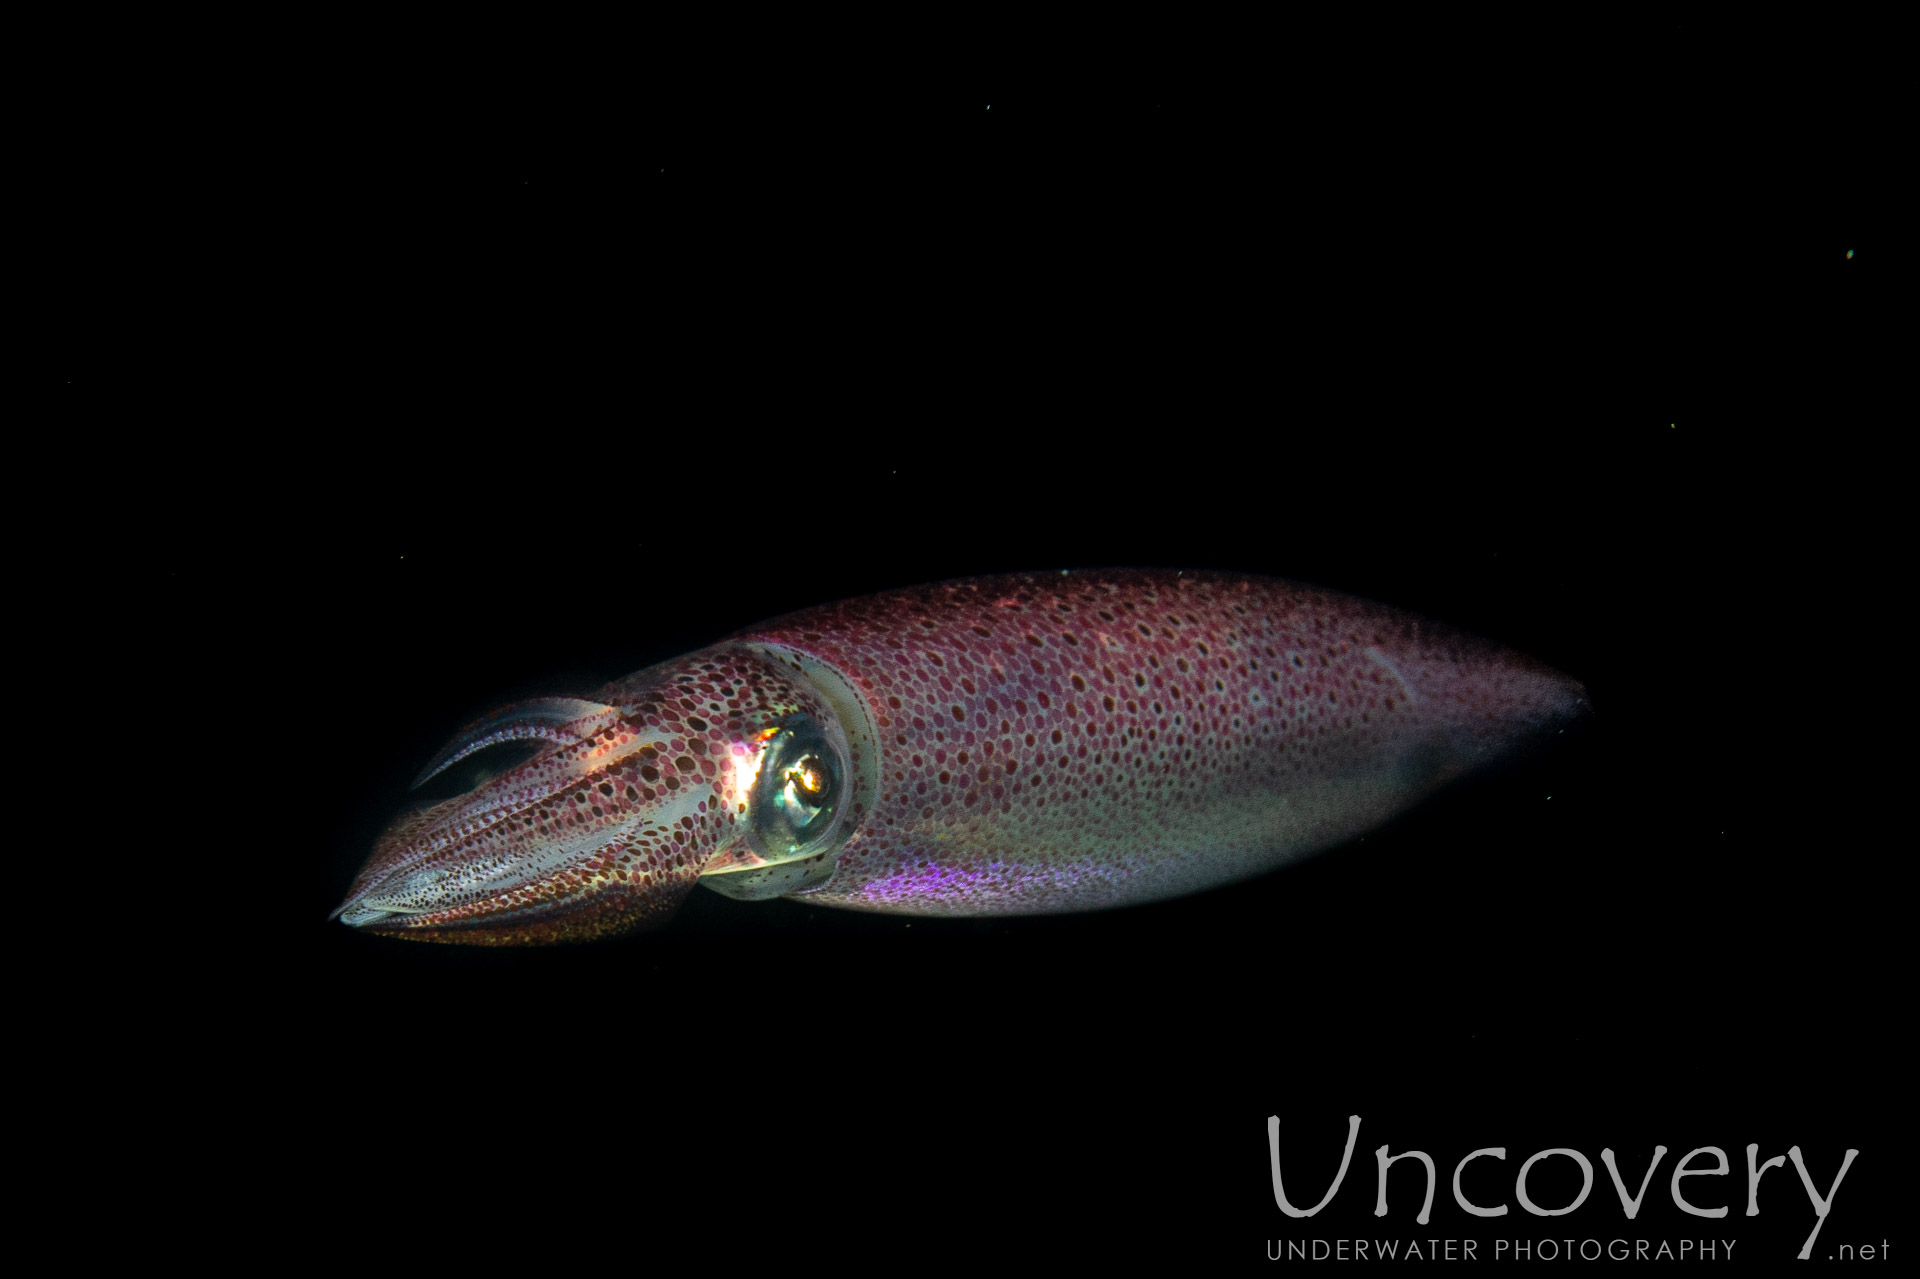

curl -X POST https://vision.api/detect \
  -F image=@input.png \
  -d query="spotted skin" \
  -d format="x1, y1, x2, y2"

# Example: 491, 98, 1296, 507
334, 649, 845, 945
337, 571, 1587, 944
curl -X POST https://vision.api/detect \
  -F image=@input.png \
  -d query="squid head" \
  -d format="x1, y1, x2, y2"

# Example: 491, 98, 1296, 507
333, 642, 879, 944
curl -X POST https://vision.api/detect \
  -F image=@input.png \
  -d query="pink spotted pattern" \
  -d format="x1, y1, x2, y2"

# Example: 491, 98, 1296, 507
735, 570, 1586, 916
340, 570, 1585, 943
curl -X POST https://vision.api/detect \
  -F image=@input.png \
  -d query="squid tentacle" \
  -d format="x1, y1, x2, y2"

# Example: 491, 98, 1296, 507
407, 696, 621, 789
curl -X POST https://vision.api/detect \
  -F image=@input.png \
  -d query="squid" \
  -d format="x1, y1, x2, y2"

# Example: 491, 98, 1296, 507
335, 570, 1587, 944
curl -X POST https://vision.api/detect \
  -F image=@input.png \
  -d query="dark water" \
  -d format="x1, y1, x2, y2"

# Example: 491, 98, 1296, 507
131, 26, 1893, 1266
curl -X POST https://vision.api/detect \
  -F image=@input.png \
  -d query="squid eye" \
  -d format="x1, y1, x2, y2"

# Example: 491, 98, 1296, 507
784, 754, 835, 806
750, 720, 845, 858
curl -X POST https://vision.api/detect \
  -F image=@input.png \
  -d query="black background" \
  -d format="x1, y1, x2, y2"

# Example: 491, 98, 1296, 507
99, 17, 1896, 1268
